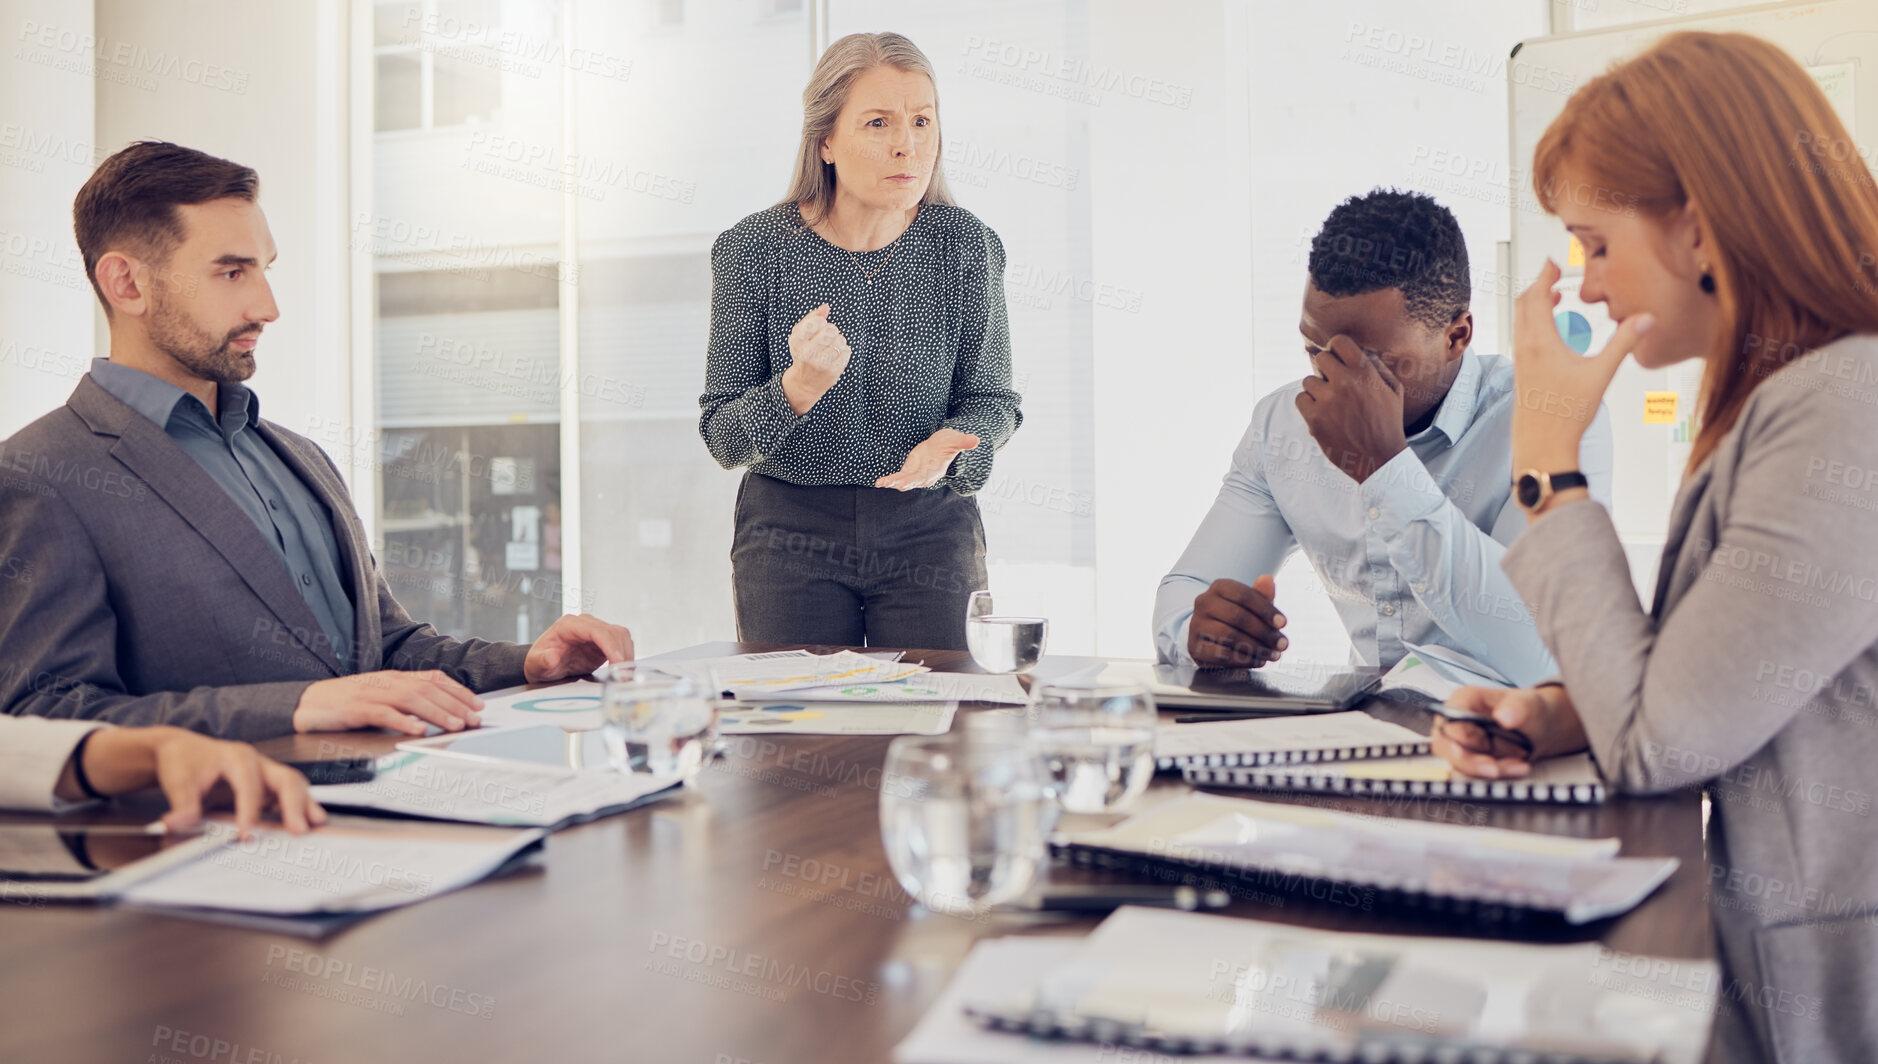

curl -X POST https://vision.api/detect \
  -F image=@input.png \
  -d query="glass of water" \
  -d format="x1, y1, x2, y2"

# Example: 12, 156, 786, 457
965, 590, 1048, 674
879, 733, 1058, 917
596, 665, 718, 785
1027, 683, 1158, 815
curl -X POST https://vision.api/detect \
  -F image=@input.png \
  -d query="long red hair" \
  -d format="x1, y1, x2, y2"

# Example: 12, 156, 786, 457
1532, 32, 1878, 473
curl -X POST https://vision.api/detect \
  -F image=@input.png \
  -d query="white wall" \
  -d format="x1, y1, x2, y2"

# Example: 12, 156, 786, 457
0, 0, 97, 437
1086, 0, 1257, 655
88, 0, 352, 460
1091, 0, 1552, 661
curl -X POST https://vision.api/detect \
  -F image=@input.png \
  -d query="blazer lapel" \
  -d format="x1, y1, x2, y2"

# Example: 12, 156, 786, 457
255, 422, 381, 671
1651, 463, 1714, 620
71, 378, 346, 677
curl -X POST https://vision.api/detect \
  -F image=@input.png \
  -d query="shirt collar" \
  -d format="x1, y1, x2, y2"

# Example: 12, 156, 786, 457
88, 358, 260, 434
1415, 349, 1482, 446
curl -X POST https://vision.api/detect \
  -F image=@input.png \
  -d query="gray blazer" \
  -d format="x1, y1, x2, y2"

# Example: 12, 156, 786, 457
1507, 334, 1878, 1064
0, 376, 529, 740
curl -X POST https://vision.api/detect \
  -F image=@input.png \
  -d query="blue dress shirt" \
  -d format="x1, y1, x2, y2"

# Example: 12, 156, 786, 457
1153, 351, 1613, 686
87, 358, 356, 671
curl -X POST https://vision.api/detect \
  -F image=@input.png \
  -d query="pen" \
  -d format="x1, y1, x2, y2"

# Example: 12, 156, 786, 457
1026, 885, 1232, 913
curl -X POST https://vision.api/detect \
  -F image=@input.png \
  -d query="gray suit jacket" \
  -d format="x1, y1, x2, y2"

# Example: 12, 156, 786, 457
1506, 334, 1878, 1064
0, 375, 529, 740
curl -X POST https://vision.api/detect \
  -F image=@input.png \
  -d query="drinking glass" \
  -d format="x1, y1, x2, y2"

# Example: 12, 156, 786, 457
596, 665, 718, 784
964, 590, 1048, 674
879, 733, 1058, 917
1027, 682, 1158, 815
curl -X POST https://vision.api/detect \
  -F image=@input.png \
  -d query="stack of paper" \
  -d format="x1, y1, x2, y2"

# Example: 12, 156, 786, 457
649, 649, 929, 695
1062, 792, 1676, 924
1380, 643, 1512, 701
115, 816, 544, 917
772, 670, 1030, 705
914, 907, 1714, 1064
309, 750, 680, 828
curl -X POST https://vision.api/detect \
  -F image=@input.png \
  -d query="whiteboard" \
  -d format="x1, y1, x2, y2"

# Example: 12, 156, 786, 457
1508, 0, 1878, 554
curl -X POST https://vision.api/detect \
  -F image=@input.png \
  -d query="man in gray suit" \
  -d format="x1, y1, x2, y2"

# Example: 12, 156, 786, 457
0, 140, 631, 740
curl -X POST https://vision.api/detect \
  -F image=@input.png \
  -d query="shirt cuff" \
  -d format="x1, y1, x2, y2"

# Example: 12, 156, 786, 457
741, 376, 809, 462
1359, 447, 1448, 541
0, 720, 111, 813
1158, 610, 1198, 666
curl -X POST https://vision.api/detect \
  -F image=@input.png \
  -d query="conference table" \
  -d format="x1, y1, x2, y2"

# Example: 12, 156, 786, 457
0, 642, 1713, 1063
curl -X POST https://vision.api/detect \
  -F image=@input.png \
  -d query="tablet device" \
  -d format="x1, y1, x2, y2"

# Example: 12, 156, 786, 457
400, 724, 611, 772
1096, 661, 1383, 713
0, 825, 223, 901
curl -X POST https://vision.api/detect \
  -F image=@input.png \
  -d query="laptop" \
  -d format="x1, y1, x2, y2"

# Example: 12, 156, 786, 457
1094, 660, 1384, 713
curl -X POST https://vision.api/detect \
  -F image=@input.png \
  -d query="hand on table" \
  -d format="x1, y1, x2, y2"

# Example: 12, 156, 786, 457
1187, 574, 1288, 668
525, 612, 636, 683
293, 670, 484, 737
58, 726, 326, 838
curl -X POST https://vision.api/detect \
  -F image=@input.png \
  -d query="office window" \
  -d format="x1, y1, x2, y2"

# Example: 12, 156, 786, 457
372, 0, 502, 134
366, 0, 564, 642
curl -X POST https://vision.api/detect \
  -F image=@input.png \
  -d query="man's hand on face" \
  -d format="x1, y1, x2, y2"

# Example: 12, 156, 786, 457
1295, 335, 1409, 484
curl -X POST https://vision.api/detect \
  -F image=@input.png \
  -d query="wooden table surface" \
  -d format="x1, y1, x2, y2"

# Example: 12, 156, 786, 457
0, 643, 1713, 1064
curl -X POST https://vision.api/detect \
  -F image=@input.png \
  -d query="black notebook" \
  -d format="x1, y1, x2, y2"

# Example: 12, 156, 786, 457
1183, 751, 1607, 805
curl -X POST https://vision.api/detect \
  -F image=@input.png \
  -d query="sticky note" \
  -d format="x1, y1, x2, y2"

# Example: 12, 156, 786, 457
1567, 236, 1584, 268
1643, 391, 1678, 424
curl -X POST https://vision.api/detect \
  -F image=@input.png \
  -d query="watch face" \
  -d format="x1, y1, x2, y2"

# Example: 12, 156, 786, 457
1515, 473, 1542, 508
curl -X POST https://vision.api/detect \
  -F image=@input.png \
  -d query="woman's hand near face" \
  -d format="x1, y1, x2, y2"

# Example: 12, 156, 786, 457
782, 303, 853, 414
1429, 683, 1590, 779
1511, 259, 1655, 476
876, 427, 980, 491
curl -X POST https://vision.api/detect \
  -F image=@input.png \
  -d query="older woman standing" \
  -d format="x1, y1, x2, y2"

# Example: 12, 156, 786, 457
700, 32, 1021, 650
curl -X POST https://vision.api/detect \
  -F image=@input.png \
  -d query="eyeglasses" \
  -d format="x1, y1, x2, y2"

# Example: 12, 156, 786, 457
1429, 705, 1534, 761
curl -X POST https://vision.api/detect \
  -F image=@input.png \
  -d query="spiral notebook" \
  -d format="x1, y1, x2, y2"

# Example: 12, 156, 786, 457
1059, 792, 1676, 926
1155, 710, 1430, 771
1183, 751, 1607, 805
952, 907, 1714, 1064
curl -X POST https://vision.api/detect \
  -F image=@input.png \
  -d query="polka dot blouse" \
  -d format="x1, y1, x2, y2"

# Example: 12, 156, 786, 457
698, 202, 1022, 495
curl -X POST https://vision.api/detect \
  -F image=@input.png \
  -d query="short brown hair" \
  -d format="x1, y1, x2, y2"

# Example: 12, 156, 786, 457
72, 140, 259, 313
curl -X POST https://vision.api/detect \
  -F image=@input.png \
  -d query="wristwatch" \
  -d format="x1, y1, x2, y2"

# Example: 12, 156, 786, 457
1514, 469, 1588, 512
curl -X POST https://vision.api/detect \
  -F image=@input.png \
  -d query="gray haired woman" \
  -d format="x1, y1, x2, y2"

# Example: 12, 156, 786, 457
699, 32, 1021, 651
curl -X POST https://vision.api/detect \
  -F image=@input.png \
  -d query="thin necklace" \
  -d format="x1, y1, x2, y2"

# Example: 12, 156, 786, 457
833, 211, 912, 286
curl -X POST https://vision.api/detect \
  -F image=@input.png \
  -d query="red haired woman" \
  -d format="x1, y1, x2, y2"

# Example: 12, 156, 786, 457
1430, 32, 1878, 1064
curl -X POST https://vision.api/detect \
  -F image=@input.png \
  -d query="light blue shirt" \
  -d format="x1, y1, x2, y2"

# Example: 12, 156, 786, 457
88, 358, 356, 671
1153, 351, 1613, 686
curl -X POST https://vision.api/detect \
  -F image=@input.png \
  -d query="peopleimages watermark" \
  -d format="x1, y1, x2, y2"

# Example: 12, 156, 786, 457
957, 35, 1193, 110
262, 945, 496, 1019
349, 211, 572, 285
461, 131, 696, 205
1342, 21, 1590, 96
645, 931, 882, 1005
394, 7, 633, 83
15, 18, 251, 94
148, 1025, 309, 1064
1203, 958, 1443, 1034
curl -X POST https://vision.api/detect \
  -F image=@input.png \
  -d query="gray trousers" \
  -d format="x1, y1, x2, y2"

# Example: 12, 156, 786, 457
730, 472, 988, 651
